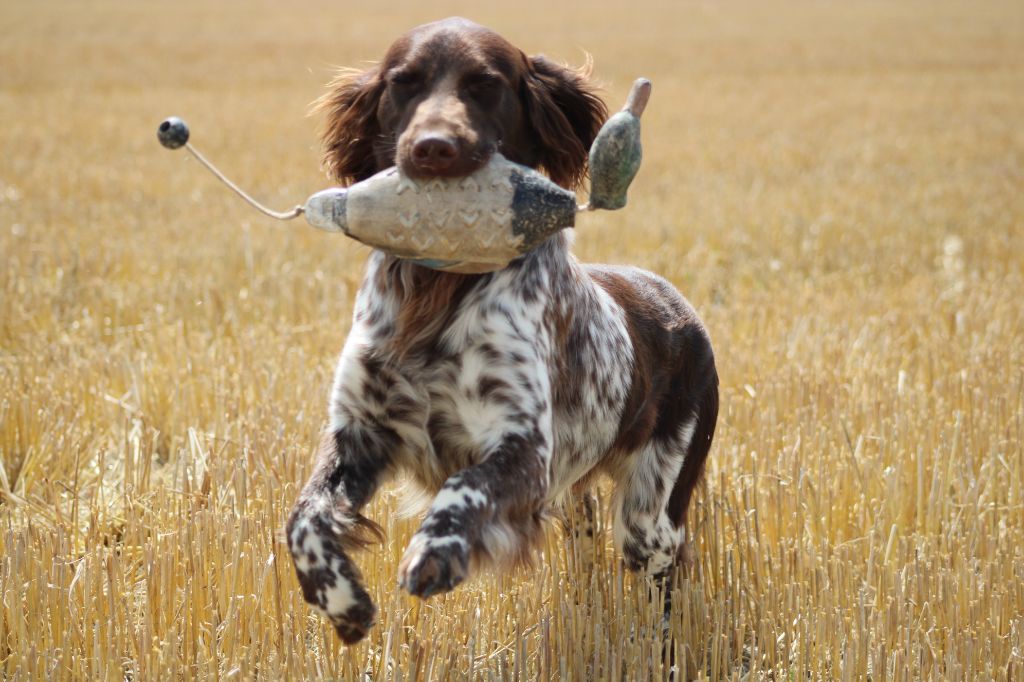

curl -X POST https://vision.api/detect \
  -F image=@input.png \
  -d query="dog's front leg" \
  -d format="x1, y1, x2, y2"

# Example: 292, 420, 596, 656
286, 331, 419, 643
398, 428, 550, 598
397, 324, 554, 599
286, 426, 395, 643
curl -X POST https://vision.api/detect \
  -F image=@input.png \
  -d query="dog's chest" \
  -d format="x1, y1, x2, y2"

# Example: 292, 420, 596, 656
409, 283, 634, 498
409, 287, 552, 476
348, 248, 636, 496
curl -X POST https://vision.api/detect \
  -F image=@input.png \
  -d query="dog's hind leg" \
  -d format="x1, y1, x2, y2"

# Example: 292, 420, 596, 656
664, 374, 718, 572
613, 374, 717, 585
611, 373, 718, 646
613, 434, 693, 583
561, 484, 599, 575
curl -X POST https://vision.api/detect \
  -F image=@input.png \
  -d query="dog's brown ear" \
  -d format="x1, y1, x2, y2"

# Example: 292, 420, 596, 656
523, 55, 608, 190
313, 67, 385, 185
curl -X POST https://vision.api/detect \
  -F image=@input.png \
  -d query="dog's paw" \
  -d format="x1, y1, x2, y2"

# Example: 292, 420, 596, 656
292, 552, 378, 644
398, 533, 470, 599
287, 509, 377, 644
328, 599, 377, 645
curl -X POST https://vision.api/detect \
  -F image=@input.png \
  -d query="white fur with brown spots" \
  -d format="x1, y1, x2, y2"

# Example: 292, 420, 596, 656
287, 232, 718, 643
285, 18, 718, 644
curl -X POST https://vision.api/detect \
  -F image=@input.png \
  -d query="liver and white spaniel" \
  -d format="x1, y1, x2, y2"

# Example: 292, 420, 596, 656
286, 17, 718, 644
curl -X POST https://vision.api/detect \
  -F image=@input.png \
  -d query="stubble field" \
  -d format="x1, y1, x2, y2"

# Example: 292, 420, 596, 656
1, 0, 1023, 679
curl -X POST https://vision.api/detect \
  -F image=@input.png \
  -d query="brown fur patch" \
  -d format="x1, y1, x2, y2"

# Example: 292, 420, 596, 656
382, 259, 484, 358
587, 269, 685, 453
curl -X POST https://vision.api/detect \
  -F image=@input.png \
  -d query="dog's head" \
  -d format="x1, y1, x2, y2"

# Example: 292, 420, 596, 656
316, 18, 607, 190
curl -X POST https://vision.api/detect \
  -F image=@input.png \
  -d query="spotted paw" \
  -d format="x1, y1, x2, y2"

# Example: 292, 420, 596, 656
329, 600, 377, 645
287, 506, 377, 644
398, 534, 470, 599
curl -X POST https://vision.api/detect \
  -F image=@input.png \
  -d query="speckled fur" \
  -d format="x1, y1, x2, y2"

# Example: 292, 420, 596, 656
286, 233, 718, 642
285, 18, 719, 644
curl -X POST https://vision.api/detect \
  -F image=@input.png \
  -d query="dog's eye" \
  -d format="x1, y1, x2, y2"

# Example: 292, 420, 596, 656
463, 74, 502, 103
388, 70, 424, 93
464, 74, 500, 91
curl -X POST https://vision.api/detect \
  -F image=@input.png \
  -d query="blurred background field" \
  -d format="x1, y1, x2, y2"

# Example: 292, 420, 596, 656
1, 0, 1022, 679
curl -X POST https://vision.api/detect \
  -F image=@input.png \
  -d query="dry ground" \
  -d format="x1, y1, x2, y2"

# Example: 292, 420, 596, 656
2, 0, 1023, 679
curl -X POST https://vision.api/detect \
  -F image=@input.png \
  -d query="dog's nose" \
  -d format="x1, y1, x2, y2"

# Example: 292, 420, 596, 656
411, 135, 459, 172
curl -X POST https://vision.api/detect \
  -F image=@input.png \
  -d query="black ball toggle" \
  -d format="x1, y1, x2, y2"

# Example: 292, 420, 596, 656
158, 117, 190, 149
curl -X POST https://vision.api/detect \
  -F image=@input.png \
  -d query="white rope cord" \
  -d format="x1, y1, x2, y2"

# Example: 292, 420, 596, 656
184, 142, 304, 221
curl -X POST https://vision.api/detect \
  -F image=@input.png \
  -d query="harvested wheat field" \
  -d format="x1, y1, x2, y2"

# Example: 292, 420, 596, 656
2, 0, 1023, 679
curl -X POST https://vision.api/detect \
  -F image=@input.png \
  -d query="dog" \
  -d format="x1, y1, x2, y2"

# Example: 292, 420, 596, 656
286, 17, 719, 644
